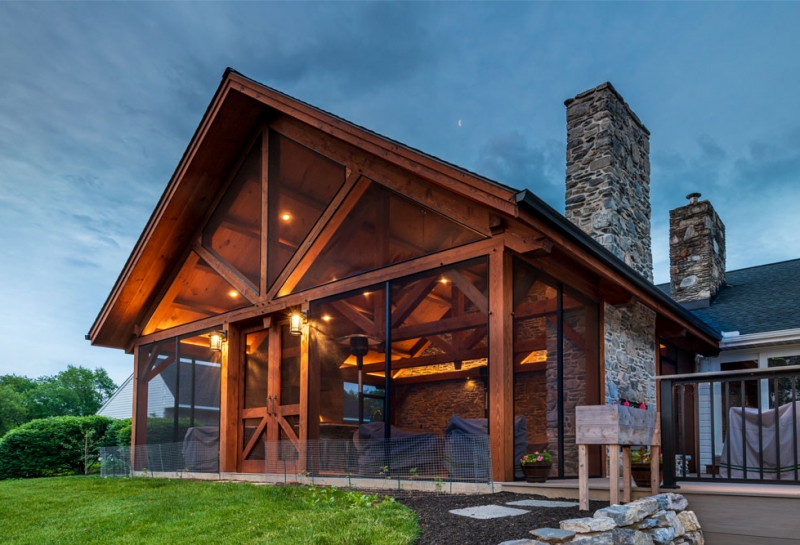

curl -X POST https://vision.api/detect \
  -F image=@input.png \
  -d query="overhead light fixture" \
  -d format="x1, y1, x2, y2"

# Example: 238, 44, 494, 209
281, 213, 291, 221
209, 330, 227, 352
228, 290, 239, 298
322, 315, 332, 322
290, 310, 307, 336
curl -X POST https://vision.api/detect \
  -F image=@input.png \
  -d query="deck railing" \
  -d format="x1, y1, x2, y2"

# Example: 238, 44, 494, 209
659, 364, 800, 487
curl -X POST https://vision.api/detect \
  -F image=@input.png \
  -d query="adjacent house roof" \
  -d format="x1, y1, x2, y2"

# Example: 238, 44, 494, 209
657, 258, 800, 336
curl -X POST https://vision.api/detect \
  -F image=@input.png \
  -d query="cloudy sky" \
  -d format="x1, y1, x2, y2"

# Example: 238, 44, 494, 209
1, 2, 799, 385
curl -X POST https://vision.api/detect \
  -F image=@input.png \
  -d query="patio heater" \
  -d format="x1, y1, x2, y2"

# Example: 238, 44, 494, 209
338, 334, 380, 424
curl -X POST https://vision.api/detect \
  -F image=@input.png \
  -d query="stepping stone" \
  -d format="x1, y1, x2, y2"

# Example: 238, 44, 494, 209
507, 499, 579, 508
449, 505, 531, 519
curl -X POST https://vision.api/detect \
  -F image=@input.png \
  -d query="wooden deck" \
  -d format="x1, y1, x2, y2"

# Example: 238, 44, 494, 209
501, 479, 800, 545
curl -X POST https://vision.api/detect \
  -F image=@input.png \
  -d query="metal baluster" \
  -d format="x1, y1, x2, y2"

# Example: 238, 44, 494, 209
710, 380, 717, 480
680, 384, 686, 478
741, 380, 747, 479
775, 377, 781, 481
725, 380, 731, 481
793, 377, 798, 482
758, 376, 764, 480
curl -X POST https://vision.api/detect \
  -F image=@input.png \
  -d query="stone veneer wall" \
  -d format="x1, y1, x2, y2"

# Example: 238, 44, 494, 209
565, 82, 653, 282
604, 302, 657, 408
669, 197, 726, 304
394, 378, 485, 432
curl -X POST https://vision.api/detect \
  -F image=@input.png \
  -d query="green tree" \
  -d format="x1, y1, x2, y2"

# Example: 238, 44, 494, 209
27, 366, 117, 418
0, 385, 28, 437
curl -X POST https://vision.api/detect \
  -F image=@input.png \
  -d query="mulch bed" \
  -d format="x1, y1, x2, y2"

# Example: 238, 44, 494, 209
395, 491, 609, 545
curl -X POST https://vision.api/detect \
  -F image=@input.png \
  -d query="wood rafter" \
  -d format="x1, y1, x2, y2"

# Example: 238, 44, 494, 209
356, 347, 487, 374
448, 270, 488, 315
391, 277, 439, 327
271, 172, 369, 298
145, 354, 176, 382
393, 367, 484, 385
392, 312, 486, 343
330, 300, 380, 338
193, 242, 259, 302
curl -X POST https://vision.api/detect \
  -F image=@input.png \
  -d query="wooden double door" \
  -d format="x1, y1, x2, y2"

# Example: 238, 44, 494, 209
239, 322, 304, 473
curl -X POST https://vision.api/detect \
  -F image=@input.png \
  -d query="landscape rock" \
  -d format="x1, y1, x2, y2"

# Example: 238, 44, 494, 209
560, 517, 616, 533
530, 528, 577, 543
571, 532, 613, 544
643, 526, 674, 545
682, 531, 705, 545
611, 528, 655, 545
677, 511, 700, 532
594, 502, 653, 526
652, 493, 688, 512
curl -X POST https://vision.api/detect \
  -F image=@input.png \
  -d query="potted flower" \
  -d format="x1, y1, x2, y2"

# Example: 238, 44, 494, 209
519, 451, 553, 483
630, 447, 663, 487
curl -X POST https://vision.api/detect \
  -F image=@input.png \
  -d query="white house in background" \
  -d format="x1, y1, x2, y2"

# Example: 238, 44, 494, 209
97, 374, 134, 419
98, 361, 221, 424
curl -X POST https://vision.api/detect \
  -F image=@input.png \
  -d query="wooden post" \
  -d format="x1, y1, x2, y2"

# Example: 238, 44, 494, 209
219, 324, 240, 473
622, 446, 631, 503
608, 444, 620, 506
132, 345, 150, 471
489, 247, 514, 482
650, 415, 661, 494
578, 444, 589, 510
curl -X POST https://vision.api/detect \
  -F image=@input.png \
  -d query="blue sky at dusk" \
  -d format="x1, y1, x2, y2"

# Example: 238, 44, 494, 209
1, 2, 799, 385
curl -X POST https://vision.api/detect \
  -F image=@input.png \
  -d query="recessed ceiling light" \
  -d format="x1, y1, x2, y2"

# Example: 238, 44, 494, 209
322, 315, 332, 322
228, 290, 239, 298
281, 213, 291, 221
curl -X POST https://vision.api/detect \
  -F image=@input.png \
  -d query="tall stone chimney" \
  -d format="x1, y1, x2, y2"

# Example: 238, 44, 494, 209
565, 82, 653, 282
669, 193, 726, 307
565, 83, 657, 409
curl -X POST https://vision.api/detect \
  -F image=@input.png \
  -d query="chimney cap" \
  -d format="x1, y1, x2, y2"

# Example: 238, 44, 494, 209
686, 192, 702, 204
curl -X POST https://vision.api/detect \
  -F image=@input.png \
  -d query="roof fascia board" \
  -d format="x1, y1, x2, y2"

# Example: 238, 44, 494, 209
226, 72, 518, 217
515, 190, 722, 347
719, 328, 800, 350
89, 77, 237, 343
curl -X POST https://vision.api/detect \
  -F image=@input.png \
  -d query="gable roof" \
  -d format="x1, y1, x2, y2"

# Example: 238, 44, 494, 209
89, 68, 721, 352
656, 258, 800, 335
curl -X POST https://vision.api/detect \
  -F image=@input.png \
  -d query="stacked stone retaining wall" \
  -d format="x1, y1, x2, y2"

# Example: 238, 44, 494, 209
508, 493, 703, 545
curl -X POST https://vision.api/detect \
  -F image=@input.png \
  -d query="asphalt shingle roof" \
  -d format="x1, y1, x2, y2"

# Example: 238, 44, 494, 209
656, 258, 800, 335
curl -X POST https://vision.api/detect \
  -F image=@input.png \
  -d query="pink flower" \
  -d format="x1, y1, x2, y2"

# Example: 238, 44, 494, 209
639, 403, 646, 409
623, 400, 630, 406
537, 456, 543, 462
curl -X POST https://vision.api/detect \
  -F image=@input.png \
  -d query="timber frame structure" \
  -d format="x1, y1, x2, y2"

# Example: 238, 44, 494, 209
89, 69, 720, 482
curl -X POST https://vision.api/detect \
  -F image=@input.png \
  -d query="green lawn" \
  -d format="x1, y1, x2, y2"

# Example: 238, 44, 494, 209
0, 477, 418, 544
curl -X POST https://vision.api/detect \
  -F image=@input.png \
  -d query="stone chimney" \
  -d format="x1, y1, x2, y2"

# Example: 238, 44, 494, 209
669, 193, 726, 307
565, 82, 653, 282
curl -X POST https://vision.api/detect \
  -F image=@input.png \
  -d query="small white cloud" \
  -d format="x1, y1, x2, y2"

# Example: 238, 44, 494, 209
458, 119, 462, 127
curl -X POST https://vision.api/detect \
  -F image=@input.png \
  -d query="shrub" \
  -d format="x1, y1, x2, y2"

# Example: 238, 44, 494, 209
145, 417, 193, 444
99, 418, 132, 447
0, 415, 112, 479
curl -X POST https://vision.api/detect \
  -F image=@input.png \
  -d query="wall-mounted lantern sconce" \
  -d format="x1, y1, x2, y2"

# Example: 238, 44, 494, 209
209, 330, 227, 351
289, 310, 307, 336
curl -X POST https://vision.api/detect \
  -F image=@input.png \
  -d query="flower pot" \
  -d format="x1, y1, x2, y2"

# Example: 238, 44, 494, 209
520, 462, 552, 483
631, 463, 663, 487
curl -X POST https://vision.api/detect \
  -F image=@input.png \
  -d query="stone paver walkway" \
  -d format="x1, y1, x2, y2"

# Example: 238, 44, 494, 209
448, 505, 530, 519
